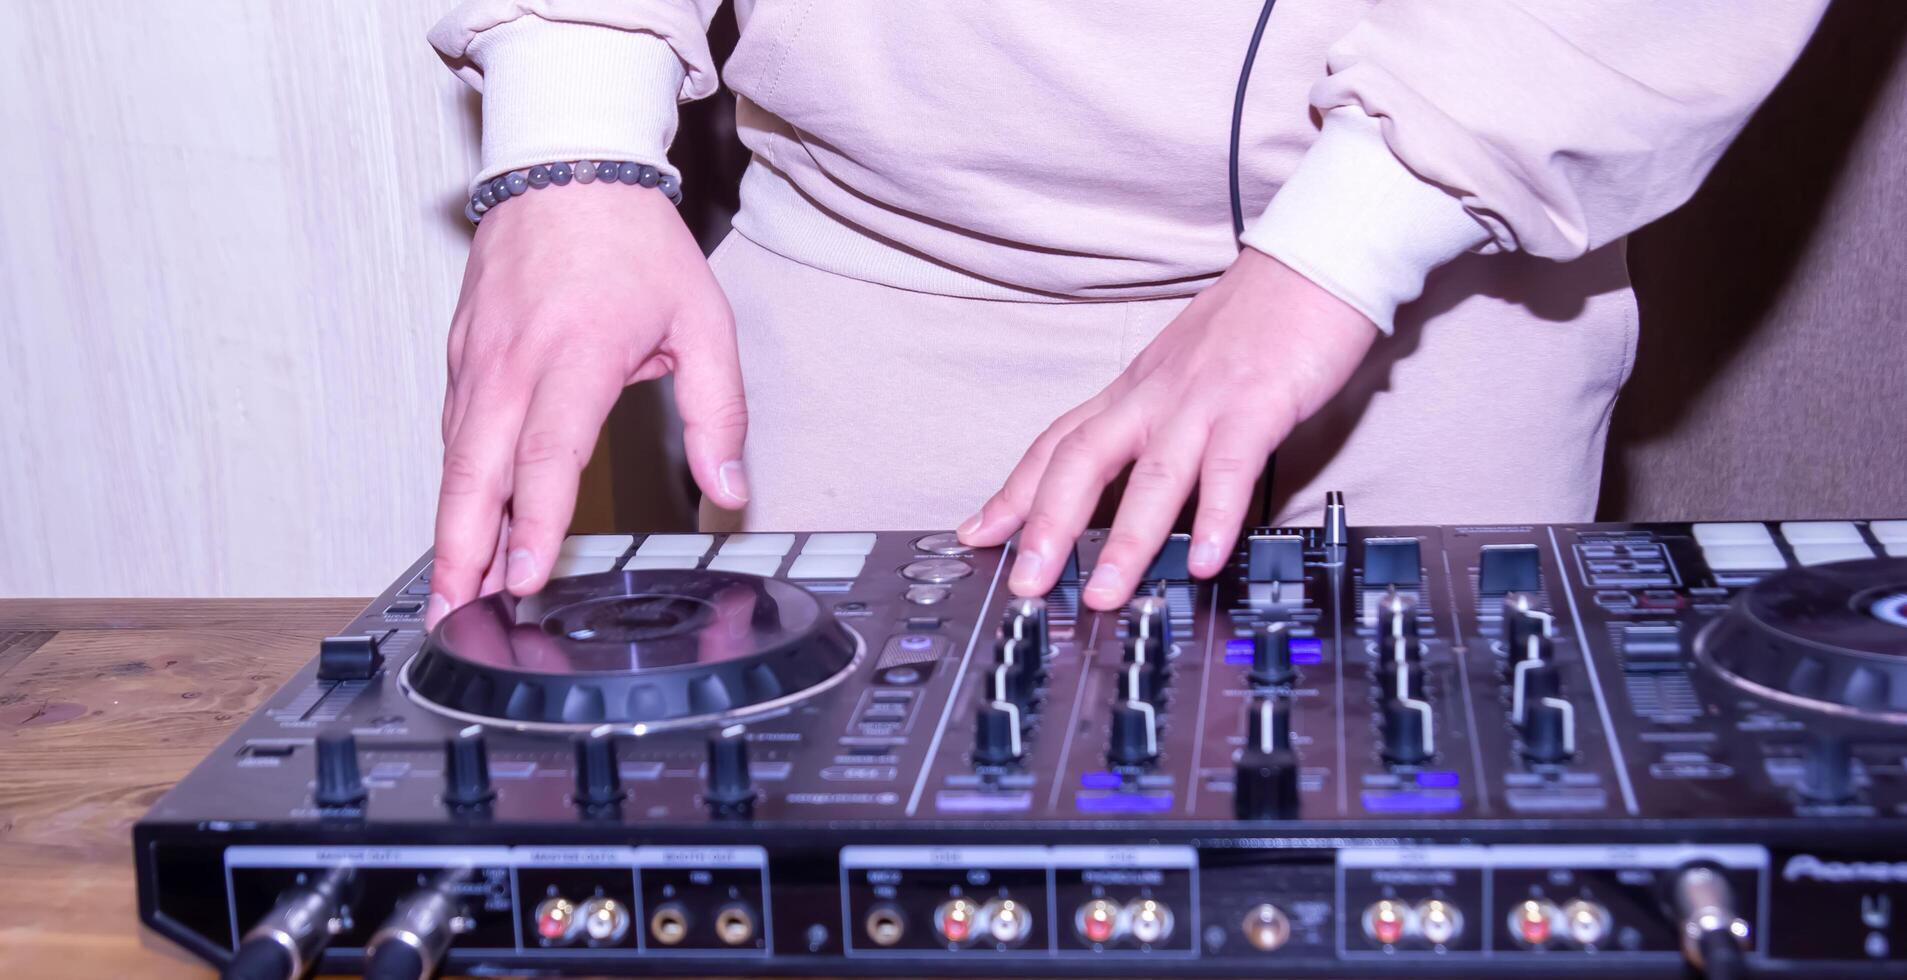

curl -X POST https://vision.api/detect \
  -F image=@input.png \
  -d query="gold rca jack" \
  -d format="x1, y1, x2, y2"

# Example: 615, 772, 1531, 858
648, 902, 690, 946
715, 903, 758, 946
864, 904, 907, 947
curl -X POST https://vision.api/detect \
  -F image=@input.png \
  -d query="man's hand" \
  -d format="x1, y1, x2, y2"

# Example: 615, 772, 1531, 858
956, 249, 1377, 611
428, 186, 747, 627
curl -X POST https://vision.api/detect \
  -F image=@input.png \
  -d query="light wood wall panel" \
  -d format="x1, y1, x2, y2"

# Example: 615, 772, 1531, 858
1, 0, 477, 596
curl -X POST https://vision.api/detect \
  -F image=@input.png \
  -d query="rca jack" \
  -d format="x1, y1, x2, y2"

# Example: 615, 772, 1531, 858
981, 897, 1034, 946
1415, 898, 1464, 946
715, 903, 758, 946
1075, 898, 1123, 945
649, 902, 690, 946
864, 904, 907, 947
1125, 898, 1174, 945
1242, 903, 1291, 952
577, 896, 630, 944
934, 897, 981, 945
533, 897, 578, 944
1510, 898, 1561, 947
1562, 898, 1612, 948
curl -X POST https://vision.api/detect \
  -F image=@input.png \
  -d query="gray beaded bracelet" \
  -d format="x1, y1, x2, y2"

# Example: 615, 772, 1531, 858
466, 160, 683, 224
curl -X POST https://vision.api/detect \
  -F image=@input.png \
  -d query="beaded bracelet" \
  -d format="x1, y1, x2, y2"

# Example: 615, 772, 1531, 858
466, 161, 683, 224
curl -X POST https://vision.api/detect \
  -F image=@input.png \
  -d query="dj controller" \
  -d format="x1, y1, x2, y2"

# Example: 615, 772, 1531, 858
135, 494, 1907, 978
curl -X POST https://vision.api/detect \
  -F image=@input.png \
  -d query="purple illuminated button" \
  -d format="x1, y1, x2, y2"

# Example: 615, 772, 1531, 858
1291, 638, 1323, 664
1080, 770, 1122, 790
1360, 790, 1463, 813
1416, 770, 1460, 789
1076, 790, 1174, 813
1225, 638, 1253, 664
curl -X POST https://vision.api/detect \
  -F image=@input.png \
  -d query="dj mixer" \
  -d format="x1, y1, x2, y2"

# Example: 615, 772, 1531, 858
134, 494, 1907, 978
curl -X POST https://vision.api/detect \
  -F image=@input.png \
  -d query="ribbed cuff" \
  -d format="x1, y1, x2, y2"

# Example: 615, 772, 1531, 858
466, 16, 685, 192
1241, 108, 1488, 334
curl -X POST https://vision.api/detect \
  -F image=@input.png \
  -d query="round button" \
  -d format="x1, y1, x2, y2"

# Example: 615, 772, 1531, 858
901, 558, 973, 583
905, 584, 952, 606
913, 532, 974, 557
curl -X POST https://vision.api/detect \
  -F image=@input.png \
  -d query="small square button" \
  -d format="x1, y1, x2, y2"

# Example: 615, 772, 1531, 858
789, 554, 865, 579
635, 533, 714, 557
1701, 543, 1786, 572
623, 555, 699, 571
1869, 520, 1907, 544
1780, 521, 1864, 545
550, 555, 617, 577
803, 532, 877, 555
719, 533, 796, 556
1692, 522, 1775, 548
559, 534, 634, 557
1793, 541, 1874, 566
708, 555, 782, 576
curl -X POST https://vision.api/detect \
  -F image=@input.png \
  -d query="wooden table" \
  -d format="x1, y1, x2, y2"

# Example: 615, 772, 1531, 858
0, 598, 368, 978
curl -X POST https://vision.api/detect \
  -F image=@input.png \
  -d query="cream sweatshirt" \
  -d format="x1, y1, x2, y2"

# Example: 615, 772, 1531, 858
429, 1, 1823, 334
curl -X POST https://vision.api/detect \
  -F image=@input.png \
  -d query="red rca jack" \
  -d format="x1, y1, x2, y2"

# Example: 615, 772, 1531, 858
1510, 898, 1561, 947
1363, 898, 1414, 946
533, 896, 578, 944
934, 897, 981, 945
1124, 898, 1174, 946
1075, 898, 1123, 945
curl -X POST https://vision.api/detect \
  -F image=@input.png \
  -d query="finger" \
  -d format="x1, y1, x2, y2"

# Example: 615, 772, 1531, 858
958, 393, 1111, 547
669, 308, 751, 510
1187, 416, 1281, 579
501, 367, 625, 595
1085, 419, 1209, 610
479, 515, 511, 596
428, 385, 530, 626
1007, 409, 1142, 597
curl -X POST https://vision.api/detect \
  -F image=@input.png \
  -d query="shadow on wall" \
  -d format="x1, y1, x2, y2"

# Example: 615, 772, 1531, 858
1604, 0, 1907, 521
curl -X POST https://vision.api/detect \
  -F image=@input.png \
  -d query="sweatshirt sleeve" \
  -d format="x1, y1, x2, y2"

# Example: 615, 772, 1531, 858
429, 0, 726, 192
1242, 0, 1827, 334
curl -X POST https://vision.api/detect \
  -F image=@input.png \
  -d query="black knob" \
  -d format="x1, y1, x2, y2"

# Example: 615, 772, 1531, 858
1376, 591, 1417, 650
1003, 597, 1051, 663
317, 633, 385, 681
995, 634, 1043, 688
1108, 699, 1160, 766
1381, 697, 1433, 765
1521, 697, 1573, 763
705, 725, 755, 807
314, 732, 366, 807
988, 661, 1035, 712
973, 701, 1024, 764
1377, 655, 1427, 701
1799, 736, 1856, 804
1126, 596, 1173, 665
442, 725, 495, 808
1511, 659, 1562, 719
1121, 661, 1160, 705
573, 727, 624, 808
1503, 593, 1553, 652
1250, 621, 1296, 685
1236, 697, 1300, 821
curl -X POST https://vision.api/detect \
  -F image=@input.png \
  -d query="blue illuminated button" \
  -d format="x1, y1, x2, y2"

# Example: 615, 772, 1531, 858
1080, 771, 1122, 790
1291, 638, 1323, 664
1360, 790, 1463, 813
1076, 790, 1174, 813
1416, 771, 1460, 789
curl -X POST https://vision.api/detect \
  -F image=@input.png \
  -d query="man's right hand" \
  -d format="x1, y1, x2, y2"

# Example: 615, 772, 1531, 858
428, 182, 747, 628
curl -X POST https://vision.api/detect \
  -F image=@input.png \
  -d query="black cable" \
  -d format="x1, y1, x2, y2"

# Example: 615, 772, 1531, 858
1230, 0, 1280, 527
1698, 930, 1749, 980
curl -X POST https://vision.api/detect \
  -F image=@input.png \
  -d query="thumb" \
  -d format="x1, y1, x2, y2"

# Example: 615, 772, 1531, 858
670, 308, 751, 510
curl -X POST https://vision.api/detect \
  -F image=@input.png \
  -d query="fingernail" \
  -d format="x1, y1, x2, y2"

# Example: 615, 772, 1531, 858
1191, 539, 1222, 571
1008, 549, 1045, 591
426, 594, 452, 624
956, 513, 982, 538
1084, 562, 1123, 597
718, 460, 750, 504
505, 548, 537, 591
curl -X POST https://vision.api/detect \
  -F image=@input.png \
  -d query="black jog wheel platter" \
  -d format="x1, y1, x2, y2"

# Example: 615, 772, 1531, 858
1696, 557, 1907, 726
402, 570, 864, 732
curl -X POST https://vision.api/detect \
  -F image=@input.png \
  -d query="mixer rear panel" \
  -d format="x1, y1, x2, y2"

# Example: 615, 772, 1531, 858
135, 519, 1907, 976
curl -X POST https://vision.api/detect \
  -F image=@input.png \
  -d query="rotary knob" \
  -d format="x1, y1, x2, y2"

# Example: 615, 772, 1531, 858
988, 661, 1035, 712
1236, 695, 1300, 820
1126, 595, 1173, 664
1250, 620, 1296, 686
973, 700, 1025, 765
1381, 696, 1434, 765
1521, 696, 1574, 763
1511, 658, 1563, 722
1503, 593, 1554, 652
441, 725, 495, 808
1002, 596, 1051, 664
1376, 591, 1418, 654
1121, 660, 1160, 705
314, 732, 366, 807
1108, 699, 1160, 766
705, 725, 755, 808
573, 727, 624, 809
